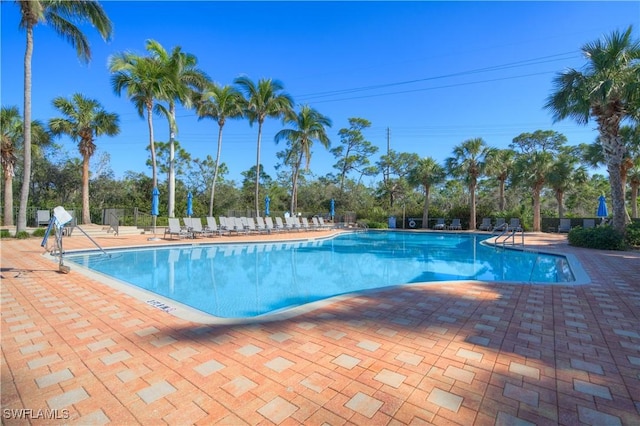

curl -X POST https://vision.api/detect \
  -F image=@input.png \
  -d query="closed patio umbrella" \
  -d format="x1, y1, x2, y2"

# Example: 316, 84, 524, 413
330, 198, 335, 221
265, 196, 270, 216
597, 195, 608, 224
149, 187, 160, 241
187, 192, 193, 217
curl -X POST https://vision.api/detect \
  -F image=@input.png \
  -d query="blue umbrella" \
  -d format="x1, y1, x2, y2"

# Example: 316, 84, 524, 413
597, 195, 608, 222
187, 192, 193, 217
330, 198, 335, 219
265, 196, 270, 216
151, 187, 160, 216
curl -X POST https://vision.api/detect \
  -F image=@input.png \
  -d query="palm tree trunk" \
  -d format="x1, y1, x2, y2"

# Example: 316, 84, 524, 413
422, 185, 430, 229
82, 153, 91, 224
556, 190, 565, 219
290, 152, 303, 214
533, 185, 542, 232
631, 182, 639, 219
168, 104, 176, 218
147, 102, 157, 188
608, 161, 628, 232
4, 168, 13, 226
209, 124, 224, 217
17, 24, 33, 233
469, 183, 477, 230
255, 122, 263, 216
499, 178, 506, 211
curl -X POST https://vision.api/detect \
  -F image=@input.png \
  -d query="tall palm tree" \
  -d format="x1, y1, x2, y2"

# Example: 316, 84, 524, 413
629, 159, 640, 219
274, 105, 332, 214
545, 26, 640, 233
109, 52, 165, 189
49, 93, 119, 224
513, 151, 554, 232
1, 106, 49, 226
445, 138, 490, 230
15, 0, 112, 233
146, 40, 209, 218
196, 83, 245, 216
408, 157, 446, 229
234, 76, 294, 215
484, 148, 515, 212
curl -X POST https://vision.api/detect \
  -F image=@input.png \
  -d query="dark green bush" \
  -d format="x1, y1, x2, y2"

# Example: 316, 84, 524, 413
568, 225, 626, 250
0, 229, 11, 239
14, 231, 31, 239
358, 219, 387, 229
625, 220, 640, 247
32, 228, 46, 237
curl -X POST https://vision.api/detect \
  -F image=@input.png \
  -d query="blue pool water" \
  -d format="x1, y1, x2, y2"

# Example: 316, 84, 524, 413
65, 231, 575, 318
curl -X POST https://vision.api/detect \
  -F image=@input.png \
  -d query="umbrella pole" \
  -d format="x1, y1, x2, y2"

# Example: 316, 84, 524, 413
148, 215, 160, 241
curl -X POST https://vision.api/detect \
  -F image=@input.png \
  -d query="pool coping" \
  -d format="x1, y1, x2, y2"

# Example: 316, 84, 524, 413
43, 230, 592, 325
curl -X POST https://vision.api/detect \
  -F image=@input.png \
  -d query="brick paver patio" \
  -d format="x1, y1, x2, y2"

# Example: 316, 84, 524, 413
1, 229, 639, 425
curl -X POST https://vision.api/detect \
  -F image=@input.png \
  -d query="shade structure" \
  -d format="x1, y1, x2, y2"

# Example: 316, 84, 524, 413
330, 198, 335, 219
187, 192, 193, 217
265, 196, 270, 216
597, 195, 608, 219
151, 187, 160, 216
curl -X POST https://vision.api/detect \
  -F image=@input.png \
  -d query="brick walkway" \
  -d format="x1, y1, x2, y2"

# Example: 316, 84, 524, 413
1, 230, 639, 425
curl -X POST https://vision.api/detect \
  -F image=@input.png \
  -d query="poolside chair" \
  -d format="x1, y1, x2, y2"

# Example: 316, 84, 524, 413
558, 218, 572, 233
318, 217, 332, 229
493, 218, 507, 232
255, 216, 269, 233
478, 218, 492, 231
164, 218, 191, 239
265, 216, 280, 233
275, 217, 288, 232
583, 218, 595, 229
205, 216, 225, 236
244, 217, 262, 234
508, 218, 522, 231
449, 218, 462, 230
234, 217, 248, 234
36, 209, 51, 227
311, 217, 322, 230
301, 217, 313, 231
433, 218, 446, 230
189, 217, 213, 237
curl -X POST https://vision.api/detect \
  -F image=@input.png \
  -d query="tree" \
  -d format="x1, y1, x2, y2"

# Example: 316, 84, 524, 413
484, 148, 515, 212
445, 138, 490, 230
510, 131, 564, 231
15, 0, 112, 232
547, 146, 588, 219
376, 150, 420, 209
146, 40, 209, 218
196, 83, 244, 216
1, 106, 49, 226
545, 26, 640, 233
330, 117, 378, 193
234, 76, 294, 215
49, 94, 119, 224
274, 105, 332, 214
408, 157, 446, 229
109, 49, 165, 189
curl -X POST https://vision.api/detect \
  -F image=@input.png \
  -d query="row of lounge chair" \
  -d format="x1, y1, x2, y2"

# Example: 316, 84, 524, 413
164, 216, 333, 239
431, 217, 523, 232
557, 218, 595, 233
432, 218, 462, 230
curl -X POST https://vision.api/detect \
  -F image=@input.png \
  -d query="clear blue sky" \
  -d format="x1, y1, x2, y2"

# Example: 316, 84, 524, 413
1, 1, 638, 185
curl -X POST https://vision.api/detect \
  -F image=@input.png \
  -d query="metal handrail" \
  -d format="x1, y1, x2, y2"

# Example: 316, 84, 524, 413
495, 227, 524, 247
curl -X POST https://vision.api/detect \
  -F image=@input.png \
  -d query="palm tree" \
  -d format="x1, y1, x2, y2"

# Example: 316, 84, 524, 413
629, 159, 640, 219
274, 105, 332, 214
547, 147, 587, 219
15, 0, 112, 233
408, 157, 446, 229
195, 83, 244, 216
234, 76, 294, 215
49, 94, 119, 224
513, 151, 554, 232
146, 40, 209, 218
545, 26, 640, 233
485, 148, 515, 212
445, 138, 490, 230
1, 106, 49, 226
109, 51, 165, 189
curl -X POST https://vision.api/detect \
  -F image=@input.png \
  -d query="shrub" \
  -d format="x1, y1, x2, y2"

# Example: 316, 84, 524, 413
32, 228, 47, 237
0, 229, 11, 239
625, 220, 640, 247
14, 231, 31, 240
568, 225, 626, 250
358, 219, 387, 229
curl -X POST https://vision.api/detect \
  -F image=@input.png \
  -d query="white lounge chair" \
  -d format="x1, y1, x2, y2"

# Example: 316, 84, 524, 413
255, 216, 269, 233
188, 217, 212, 237
300, 217, 313, 231
318, 217, 332, 229
558, 218, 572, 233
275, 217, 288, 232
164, 218, 191, 239
205, 216, 225, 236
36, 209, 51, 227
493, 218, 506, 232
508, 218, 522, 231
265, 216, 279, 233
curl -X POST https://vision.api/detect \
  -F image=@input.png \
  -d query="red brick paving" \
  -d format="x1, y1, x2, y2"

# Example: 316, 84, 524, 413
1, 230, 639, 425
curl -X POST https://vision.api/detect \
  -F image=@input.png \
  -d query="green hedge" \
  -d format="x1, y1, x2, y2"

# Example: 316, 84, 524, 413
568, 225, 626, 250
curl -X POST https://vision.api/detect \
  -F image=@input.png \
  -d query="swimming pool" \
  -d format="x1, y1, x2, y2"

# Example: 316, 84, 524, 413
64, 231, 580, 319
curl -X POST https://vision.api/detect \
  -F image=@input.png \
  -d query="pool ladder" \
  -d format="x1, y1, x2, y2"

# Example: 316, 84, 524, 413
494, 226, 524, 247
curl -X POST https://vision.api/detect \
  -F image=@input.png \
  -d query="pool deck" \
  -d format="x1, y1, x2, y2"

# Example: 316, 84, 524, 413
1, 229, 639, 425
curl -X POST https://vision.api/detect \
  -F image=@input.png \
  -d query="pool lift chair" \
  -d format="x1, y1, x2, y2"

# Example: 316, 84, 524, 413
41, 206, 109, 274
